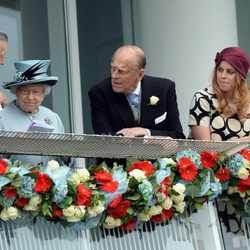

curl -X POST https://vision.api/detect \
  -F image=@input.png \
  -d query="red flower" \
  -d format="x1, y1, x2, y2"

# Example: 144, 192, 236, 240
177, 158, 198, 181
239, 149, 250, 161
107, 200, 131, 218
201, 151, 218, 168
128, 161, 156, 176
120, 217, 137, 230
94, 169, 112, 185
151, 208, 174, 222
215, 168, 231, 182
0, 159, 8, 175
15, 197, 29, 208
108, 194, 123, 208
52, 203, 63, 217
100, 180, 118, 193
162, 208, 174, 220
158, 177, 171, 196
238, 174, 250, 192
3, 186, 17, 198
34, 172, 52, 192
151, 214, 163, 222
76, 184, 92, 207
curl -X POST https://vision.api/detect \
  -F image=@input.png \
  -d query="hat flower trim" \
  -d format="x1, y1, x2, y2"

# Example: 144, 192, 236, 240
148, 96, 160, 106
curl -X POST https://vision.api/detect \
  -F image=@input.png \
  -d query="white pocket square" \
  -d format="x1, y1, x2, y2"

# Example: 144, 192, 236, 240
155, 112, 167, 124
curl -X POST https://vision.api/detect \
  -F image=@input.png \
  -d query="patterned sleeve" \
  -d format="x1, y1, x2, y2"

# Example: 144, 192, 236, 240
188, 89, 212, 128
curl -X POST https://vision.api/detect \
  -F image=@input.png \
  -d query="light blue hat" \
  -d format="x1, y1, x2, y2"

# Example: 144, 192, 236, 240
3, 59, 58, 89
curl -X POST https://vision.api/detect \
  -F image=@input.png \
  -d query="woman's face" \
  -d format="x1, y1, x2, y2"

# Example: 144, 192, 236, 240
216, 61, 237, 96
16, 84, 45, 114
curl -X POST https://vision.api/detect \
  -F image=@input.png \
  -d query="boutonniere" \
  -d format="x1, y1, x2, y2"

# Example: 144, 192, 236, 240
148, 96, 159, 106
44, 117, 53, 125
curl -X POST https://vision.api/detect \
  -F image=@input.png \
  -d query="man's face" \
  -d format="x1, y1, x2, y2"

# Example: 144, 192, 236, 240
0, 41, 8, 65
110, 50, 144, 94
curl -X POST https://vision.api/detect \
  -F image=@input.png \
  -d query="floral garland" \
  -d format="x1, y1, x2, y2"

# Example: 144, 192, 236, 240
0, 148, 250, 231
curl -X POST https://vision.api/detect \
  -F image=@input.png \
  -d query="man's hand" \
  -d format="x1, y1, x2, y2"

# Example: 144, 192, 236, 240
116, 127, 151, 137
0, 92, 8, 107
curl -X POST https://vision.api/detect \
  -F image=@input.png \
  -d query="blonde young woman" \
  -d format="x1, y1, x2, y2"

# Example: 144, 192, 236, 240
189, 47, 250, 142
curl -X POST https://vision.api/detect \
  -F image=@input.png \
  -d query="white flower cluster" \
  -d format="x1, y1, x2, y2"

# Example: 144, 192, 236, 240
63, 205, 86, 222
24, 195, 42, 211
68, 168, 90, 185
0, 206, 20, 221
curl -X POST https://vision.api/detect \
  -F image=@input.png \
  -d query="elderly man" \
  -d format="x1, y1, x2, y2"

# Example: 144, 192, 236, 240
88, 44, 185, 139
0, 31, 9, 108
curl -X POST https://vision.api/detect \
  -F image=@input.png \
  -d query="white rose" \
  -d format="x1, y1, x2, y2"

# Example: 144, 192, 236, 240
171, 194, 185, 204
227, 186, 237, 195
66, 216, 82, 222
237, 167, 249, 179
174, 201, 186, 214
63, 205, 76, 217
159, 158, 176, 167
29, 195, 42, 206
74, 206, 86, 218
149, 96, 159, 105
88, 201, 105, 217
47, 160, 60, 171
156, 192, 166, 203
0, 208, 9, 221
148, 205, 162, 216
23, 204, 38, 211
173, 183, 186, 194
129, 169, 146, 182
68, 173, 81, 185
239, 192, 246, 198
161, 197, 173, 210
77, 168, 90, 183
243, 159, 250, 169
7, 206, 20, 220
139, 212, 151, 221
103, 216, 122, 229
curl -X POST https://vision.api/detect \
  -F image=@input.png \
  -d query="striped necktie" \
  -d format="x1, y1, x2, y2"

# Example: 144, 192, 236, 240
127, 92, 139, 121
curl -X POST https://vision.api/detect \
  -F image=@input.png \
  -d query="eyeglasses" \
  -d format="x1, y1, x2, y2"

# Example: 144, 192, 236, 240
18, 88, 44, 96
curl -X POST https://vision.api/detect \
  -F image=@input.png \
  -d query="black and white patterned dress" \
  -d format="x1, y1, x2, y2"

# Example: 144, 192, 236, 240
188, 86, 250, 141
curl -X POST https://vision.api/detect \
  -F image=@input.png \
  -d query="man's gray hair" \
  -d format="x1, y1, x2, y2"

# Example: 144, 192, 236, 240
0, 32, 8, 42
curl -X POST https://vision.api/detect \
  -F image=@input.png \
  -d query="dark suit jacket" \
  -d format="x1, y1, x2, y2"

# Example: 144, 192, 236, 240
88, 75, 185, 139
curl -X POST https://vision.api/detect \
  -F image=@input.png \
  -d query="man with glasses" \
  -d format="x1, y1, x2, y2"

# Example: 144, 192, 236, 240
0, 31, 9, 108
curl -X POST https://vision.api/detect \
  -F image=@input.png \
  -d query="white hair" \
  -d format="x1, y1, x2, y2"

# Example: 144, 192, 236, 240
10, 84, 51, 95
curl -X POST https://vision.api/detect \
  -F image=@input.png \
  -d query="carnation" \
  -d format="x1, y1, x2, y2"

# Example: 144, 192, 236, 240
171, 194, 185, 204
174, 201, 186, 213
77, 168, 90, 182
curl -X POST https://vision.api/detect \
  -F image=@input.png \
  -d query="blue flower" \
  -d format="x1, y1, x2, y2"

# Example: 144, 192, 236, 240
155, 168, 171, 185
138, 179, 153, 205
20, 176, 36, 198
225, 153, 243, 177
53, 181, 68, 203
176, 149, 201, 168
209, 178, 222, 200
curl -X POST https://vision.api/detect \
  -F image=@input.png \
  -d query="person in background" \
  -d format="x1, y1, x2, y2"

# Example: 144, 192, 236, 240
88, 44, 185, 139
189, 46, 250, 141
0, 31, 8, 108
188, 46, 250, 234
0, 59, 69, 166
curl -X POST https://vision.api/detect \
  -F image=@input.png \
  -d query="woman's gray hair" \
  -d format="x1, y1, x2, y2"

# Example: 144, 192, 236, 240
10, 84, 52, 95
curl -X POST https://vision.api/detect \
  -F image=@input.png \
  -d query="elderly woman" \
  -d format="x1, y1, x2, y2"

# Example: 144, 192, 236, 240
0, 59, 66, 166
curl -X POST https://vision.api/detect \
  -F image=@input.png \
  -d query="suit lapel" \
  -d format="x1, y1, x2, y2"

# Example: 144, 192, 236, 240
139, 79, 157, 126
111, 92, 136, 127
